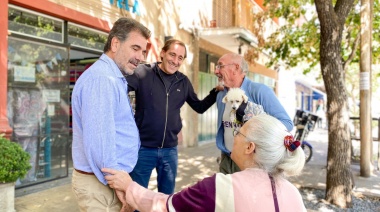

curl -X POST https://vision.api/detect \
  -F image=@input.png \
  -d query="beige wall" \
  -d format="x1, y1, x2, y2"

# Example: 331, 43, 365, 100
47, 0, 277, 147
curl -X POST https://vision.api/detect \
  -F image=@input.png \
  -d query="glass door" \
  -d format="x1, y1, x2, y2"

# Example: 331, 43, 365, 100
198, 72, 218, 143
7, 37, 70, 188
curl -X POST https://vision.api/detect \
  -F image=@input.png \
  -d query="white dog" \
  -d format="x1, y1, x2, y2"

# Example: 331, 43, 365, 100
222, 88, 265, 124
222, 88, 248, 111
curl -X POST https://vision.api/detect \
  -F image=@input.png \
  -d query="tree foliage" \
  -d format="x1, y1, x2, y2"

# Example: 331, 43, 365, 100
246, 0, 379, 73
245, 0, 379, 209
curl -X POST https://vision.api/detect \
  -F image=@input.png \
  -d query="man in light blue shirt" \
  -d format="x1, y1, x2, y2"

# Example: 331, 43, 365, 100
71, 18, 151, 211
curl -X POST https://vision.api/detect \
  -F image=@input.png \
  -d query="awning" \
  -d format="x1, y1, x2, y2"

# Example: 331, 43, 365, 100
312, 88, 325, 100
198, 27, 276, 78
296, 79, 326, 100
198, 27, 258, 55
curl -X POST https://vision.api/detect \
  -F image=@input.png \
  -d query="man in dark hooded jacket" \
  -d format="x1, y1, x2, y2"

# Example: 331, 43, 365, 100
126, 39, 223, 195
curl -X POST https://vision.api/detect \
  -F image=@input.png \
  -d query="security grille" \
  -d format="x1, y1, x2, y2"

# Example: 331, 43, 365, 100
213, 0, 233, 27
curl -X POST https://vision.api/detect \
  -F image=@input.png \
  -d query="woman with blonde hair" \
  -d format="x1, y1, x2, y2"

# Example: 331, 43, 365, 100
102, 114, 306, 212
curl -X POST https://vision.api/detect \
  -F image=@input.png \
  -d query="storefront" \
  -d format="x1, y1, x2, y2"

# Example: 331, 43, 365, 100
0, 0, 282, 188
1, 0, 110, 188
295, 79, 326, 113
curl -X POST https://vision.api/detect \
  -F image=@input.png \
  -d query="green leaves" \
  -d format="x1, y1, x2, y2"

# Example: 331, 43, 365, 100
0, 135, 31, 183
261, 0, 379, 69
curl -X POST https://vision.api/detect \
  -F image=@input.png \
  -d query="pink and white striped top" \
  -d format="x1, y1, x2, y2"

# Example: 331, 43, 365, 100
125, 168, 306, 212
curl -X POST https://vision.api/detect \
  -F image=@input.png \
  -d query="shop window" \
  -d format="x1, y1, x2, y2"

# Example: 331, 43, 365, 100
249, 72, 275, 90
8, 5, 64, 43
68, 23, 107, 52
253, 73, 260, 82
7, 37, 70, 188
246, 72, 254, 81
199, 50, 219, 73
198, 50, 219, 142
198, 72, 218, 142
199, 51, 208, 72
265, 77, 275, 89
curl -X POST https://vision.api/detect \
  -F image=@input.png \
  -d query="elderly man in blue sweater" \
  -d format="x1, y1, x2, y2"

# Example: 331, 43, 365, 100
214, 53, 293, 174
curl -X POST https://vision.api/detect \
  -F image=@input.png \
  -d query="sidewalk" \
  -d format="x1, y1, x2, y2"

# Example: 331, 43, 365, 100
14, 128, 380, 211
289, 128, 380, 198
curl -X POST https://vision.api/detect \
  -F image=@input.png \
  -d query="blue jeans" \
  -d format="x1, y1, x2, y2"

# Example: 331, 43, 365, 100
130, 146, 178, 195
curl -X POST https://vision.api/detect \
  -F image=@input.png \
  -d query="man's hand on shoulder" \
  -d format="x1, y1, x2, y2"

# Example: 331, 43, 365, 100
215, 84, 225, 91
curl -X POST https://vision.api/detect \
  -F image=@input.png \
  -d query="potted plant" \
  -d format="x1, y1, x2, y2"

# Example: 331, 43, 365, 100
0, 134, 31, 211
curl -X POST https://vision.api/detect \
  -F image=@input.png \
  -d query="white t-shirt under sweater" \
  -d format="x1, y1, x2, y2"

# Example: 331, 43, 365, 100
222, 103, 242, 151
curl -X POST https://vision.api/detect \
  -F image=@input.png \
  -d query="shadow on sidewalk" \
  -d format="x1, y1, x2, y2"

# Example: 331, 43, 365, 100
15, 128, 380, 212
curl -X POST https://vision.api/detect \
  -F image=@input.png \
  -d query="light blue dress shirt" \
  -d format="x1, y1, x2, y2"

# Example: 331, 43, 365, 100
71, 54, 140, 185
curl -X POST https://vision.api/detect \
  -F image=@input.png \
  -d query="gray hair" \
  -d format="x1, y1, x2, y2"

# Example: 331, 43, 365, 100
103, 18, 151, 53
244, 114, 305, 177
226, 53, 249, 74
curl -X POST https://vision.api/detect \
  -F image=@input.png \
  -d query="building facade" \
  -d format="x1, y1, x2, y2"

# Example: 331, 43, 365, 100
0, 0, 281, 188
295, 79, 326, 113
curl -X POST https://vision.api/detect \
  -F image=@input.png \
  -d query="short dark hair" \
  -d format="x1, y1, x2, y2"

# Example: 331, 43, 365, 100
161, 39, 187, 61
103, 18, 151, 52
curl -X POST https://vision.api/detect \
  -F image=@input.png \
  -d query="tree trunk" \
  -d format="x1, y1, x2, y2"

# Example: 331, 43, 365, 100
315, 0, 355, 208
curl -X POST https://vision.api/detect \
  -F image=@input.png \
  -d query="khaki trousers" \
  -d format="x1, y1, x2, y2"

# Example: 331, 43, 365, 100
72, 170, 122, 212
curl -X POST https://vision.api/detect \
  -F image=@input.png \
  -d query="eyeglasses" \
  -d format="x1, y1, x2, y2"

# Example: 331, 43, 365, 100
215, 64, 234, 70
233, 128, 247, 139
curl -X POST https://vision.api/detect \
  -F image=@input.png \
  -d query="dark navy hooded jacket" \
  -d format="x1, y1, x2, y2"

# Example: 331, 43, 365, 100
126, 62, 218, 148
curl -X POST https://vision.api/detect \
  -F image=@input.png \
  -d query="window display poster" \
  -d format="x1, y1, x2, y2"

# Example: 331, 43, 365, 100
14, 66, 36, 82
47, 104, 55, 116
42, 90, 60, 102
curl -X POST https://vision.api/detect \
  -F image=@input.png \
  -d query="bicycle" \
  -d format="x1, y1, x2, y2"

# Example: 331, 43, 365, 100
293, 110, 319, 163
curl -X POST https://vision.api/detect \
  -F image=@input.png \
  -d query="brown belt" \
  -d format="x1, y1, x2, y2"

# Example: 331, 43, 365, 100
75, 168, 94, 175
